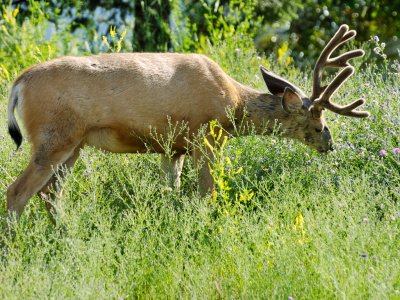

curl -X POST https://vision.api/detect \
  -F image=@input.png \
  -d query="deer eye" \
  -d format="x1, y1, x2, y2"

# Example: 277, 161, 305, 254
315, 128, 322, 133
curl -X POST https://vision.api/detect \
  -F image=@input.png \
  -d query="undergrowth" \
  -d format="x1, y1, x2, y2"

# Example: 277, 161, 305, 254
0, 2, 399, 299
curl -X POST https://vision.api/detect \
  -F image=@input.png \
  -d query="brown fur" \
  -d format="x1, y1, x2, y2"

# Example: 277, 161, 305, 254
6, 28, 368, 219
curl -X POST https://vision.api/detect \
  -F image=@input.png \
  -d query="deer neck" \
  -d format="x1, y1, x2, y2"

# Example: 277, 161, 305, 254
234, 83, 287, 135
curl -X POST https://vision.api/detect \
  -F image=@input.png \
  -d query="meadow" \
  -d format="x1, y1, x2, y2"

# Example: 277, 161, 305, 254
0, 4, 399, 300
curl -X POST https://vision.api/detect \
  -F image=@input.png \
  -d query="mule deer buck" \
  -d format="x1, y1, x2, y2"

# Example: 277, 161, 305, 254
7, 25, 368, 220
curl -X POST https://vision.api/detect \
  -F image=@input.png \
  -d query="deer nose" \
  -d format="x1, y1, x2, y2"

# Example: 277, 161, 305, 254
319, 144, 334, 153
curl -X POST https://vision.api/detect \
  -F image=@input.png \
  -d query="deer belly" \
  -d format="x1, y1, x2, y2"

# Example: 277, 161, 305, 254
84, 127, 148, 153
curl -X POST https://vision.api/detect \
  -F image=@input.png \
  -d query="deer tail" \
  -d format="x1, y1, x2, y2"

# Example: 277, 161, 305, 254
7, 83, 23, 149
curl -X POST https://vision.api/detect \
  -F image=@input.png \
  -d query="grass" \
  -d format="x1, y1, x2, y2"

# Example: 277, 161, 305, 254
0, 21, 399, 300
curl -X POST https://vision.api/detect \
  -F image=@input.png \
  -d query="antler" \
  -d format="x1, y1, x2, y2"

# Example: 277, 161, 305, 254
311, 25, 370, 118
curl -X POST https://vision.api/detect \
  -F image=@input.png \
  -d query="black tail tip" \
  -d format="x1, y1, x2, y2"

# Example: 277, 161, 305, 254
8, 125, 22, 150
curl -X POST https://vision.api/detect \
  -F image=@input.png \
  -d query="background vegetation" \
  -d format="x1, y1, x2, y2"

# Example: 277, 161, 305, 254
0, 0, 399, 298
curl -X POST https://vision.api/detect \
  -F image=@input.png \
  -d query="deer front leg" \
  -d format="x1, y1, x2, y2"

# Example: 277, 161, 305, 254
192, 148, 215, 196
160, 154, 185, 190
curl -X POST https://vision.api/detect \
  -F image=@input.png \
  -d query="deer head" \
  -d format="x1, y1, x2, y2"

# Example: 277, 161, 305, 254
259, 24, 369, 152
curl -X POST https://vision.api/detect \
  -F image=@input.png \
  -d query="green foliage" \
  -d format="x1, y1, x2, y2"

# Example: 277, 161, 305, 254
204, 121, 254, 217
256, 0, 400, 62
172, 0, 262, 52
0, 2, 399, 298
3, 0, 400, 61
0, 1, 77, 83
200, 0, 261, 47
101, 26, 127, 53
132, 0, 171, 51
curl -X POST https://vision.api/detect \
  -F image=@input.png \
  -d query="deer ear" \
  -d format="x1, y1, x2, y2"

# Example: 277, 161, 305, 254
282, 87, 303, 114
260, 66, 305, 97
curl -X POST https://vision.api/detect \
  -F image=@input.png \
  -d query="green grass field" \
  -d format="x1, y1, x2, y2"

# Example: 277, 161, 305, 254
0, 35, 399, 299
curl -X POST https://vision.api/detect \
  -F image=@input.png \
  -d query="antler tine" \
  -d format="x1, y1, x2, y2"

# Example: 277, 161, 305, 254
315, 98, 370, 118
316, 66, 354, 103
327, 49, 365, 68
310, 25, 360, 101
314, 66, 370, 118
310, 25, 369, 118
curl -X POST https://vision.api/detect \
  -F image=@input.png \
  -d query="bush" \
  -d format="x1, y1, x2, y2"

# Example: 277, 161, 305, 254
0, 1, 76, 83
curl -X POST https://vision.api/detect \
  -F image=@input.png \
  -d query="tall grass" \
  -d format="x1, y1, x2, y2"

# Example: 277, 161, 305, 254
0, 3, 399, 299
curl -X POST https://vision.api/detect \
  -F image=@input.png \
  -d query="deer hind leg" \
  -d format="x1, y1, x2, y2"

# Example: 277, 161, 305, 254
160, 154, 185, 189
38, 144, 83, 222
6, 143, 80, 220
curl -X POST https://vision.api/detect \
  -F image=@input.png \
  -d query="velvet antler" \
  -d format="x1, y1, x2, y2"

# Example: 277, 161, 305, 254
311, 25, 369, 118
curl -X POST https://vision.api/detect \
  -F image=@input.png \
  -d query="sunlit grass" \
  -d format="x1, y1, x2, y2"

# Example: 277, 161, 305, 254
0, 30, 399, 299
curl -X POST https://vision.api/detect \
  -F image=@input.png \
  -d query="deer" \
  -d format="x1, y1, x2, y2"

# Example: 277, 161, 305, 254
6, 25, 369, 221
